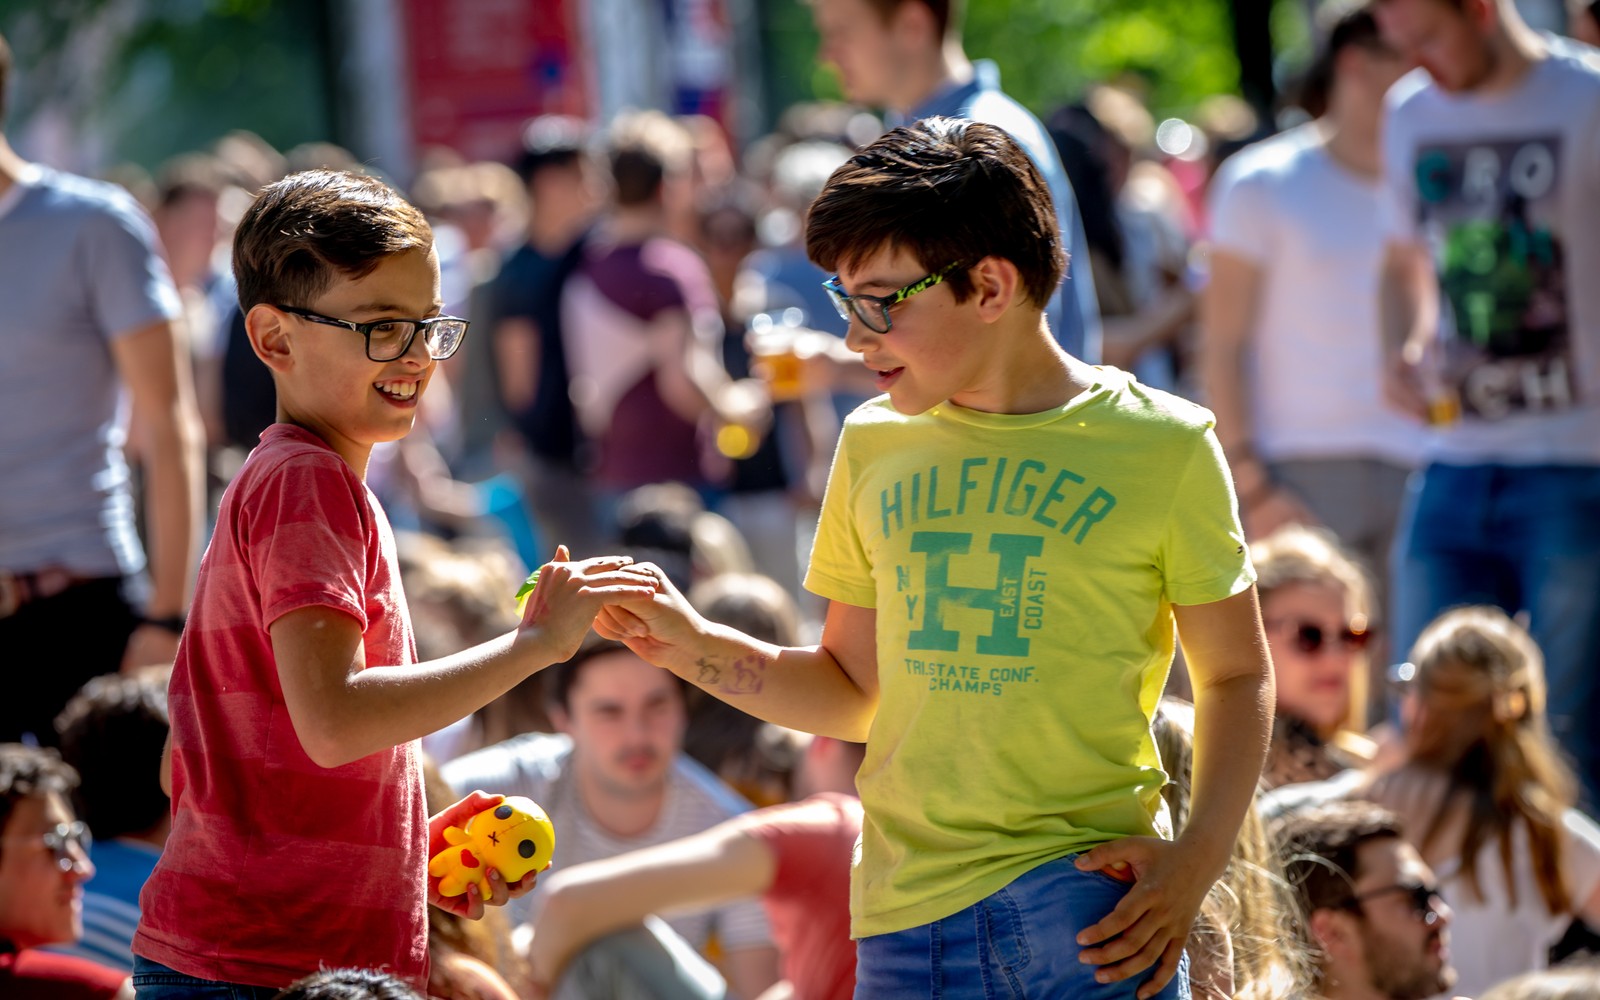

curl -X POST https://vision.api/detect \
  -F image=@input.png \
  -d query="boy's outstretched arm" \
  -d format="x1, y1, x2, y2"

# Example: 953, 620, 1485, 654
598, 566, 880, 741
1073, 586, 1274, 1000
272, 549, 657, 769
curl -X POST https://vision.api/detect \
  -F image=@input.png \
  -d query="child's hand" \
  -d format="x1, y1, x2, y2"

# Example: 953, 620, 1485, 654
592, 561, 706, 668
517, 545, 658, 664
427, 791, 539, 920
1073, 836, 1214, 1000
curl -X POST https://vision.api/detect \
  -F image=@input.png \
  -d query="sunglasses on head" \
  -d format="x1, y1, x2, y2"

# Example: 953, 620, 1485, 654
1270, 620, 1372, 655
1343, 882, 1444, 925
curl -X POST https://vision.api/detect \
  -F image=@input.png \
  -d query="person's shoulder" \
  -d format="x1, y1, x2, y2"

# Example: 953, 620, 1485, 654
1214, 126, 1317, 187
20, 166, 154, 239
1096, 367, 1217, 438
671, 751, 756, 819
6, 948, 124, 998
1544, 39, 1600, 95
29, 166, 143, 215
641, 236, 713, 284
229, 426, 366, 518
1385, 67, 1439, 119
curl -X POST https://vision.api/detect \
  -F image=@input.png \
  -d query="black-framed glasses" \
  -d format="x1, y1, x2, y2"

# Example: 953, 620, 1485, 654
1267, 619, 1372, 656
821, 261, 967, 334
1342, 882, 1444, 925
276, 306, 468, 362
1, 821, 92, 872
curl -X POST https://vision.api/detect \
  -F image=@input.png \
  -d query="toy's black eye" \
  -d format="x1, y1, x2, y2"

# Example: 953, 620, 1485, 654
494, 805, 513, 820
519, 839, 536, 859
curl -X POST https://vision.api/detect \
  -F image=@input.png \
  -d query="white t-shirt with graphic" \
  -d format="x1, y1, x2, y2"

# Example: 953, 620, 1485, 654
1381, 46, 1600, 464
1210, 123, 1427, 466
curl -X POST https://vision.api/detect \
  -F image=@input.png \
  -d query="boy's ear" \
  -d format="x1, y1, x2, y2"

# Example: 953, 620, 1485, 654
968, 256, 1021, 324
246, 304, 295, 373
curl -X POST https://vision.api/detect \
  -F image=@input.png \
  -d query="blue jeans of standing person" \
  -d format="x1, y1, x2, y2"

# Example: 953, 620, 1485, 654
1391, 463, 1600, 804
132, 957, 280, 999
854, 854, 1191, 1000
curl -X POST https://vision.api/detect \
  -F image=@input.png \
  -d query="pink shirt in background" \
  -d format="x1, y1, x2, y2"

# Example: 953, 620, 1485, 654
745, 793, 863, 1000
134, 424, 428, 990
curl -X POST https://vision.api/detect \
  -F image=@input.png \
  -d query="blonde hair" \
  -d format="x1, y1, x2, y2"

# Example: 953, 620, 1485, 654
1408, 606, 1576, 915
1155, 698, 1314, 1000
1251, 524, 1374, 737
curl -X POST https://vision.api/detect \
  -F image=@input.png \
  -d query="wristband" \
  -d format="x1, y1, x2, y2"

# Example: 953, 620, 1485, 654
142, 613, 186, 635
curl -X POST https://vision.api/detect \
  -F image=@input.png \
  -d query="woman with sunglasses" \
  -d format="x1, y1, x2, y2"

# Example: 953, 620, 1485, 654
1252, 525, 1378, 790
1354, 606, 1600, 998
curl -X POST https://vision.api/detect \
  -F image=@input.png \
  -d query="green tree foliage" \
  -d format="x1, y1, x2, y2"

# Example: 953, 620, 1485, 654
2, 0, 333, 171
962, 0, 1241, 119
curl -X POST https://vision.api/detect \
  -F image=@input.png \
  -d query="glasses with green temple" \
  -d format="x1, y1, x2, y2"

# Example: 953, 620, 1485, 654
821, 261, 967, 334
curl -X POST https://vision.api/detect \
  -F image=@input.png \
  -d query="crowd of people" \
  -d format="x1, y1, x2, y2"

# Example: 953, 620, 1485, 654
3, 0, 1600, 997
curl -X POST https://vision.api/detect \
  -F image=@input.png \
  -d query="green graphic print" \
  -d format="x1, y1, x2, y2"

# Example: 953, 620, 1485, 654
1416, 135, 1575, 418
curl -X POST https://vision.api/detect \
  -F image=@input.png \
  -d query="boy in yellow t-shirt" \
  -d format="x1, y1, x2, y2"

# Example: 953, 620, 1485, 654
598, 118, 1273, 1000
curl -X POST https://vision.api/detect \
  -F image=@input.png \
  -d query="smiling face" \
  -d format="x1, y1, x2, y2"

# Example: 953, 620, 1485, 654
1263, 581, 1365, 736
837, 245, 999, 415
0, 792, 93, 950
263, 247, 443, 472
555, 650, 687, 801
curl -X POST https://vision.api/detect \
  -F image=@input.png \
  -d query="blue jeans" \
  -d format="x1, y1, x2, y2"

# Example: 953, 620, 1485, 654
132, 957, 280, 999
854, 855, 1191, 1000
1392, 463, 1600, 804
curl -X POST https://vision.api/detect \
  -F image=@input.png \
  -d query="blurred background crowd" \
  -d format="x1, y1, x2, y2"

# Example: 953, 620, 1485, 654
4, 0, 1600, 998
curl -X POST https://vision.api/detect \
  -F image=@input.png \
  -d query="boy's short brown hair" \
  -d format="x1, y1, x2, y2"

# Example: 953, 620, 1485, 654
805, 117, 1064, 309
233, 169, 434, 313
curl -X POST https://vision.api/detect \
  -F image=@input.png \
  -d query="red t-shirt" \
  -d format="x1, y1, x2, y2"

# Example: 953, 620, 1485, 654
133, 424, 428, 989
0, 945, 124, 999
745, 793, 863, 1000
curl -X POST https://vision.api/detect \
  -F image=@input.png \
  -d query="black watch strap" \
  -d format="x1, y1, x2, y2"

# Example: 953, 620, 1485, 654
142, 613, 187, 635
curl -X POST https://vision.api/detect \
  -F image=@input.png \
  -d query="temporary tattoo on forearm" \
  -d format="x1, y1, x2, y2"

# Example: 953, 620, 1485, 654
694, 654, 769, 696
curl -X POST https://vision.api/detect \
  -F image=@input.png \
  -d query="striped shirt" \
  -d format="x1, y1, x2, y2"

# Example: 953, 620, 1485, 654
134, 424, 428, 990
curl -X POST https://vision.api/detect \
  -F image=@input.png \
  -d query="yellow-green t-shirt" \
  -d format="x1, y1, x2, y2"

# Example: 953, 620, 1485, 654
804, 367, 1254, 938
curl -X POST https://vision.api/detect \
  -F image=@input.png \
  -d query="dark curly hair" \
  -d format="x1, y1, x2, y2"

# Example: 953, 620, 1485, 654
54, 674, 170, 840
272, 967, 423, 1000
0, 744, 79, 862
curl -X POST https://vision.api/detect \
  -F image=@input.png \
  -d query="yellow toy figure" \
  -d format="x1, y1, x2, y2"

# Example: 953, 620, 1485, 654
428, 796, 556, 899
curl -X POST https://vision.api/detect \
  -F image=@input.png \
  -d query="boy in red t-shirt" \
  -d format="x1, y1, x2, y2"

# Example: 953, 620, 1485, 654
131, 169, 656, 996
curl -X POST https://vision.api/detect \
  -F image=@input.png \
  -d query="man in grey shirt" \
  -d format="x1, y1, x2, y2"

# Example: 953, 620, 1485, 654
809, 0, 1102, 362
442, 638, 779, 999
0, 30, 204, 743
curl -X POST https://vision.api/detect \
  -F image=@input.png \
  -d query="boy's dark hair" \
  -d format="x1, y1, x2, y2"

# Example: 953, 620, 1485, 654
0, 744, 79, 862
1298, 1, 1390, 117
54, 674, 170, 840
233, 168, 434, 313
271, 967, 423, 1000
515, 115, 590, 184
1273, 800, 1405, 916
0, 30, 10, 126
546, 635, 686, 714
805, 117, 1064, 309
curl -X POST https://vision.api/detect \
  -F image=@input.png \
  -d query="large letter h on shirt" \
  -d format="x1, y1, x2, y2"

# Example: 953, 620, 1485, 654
907, 531, 1043, 657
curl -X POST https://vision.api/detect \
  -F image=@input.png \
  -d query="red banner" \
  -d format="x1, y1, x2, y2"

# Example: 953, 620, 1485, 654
402, 0, 590, 163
